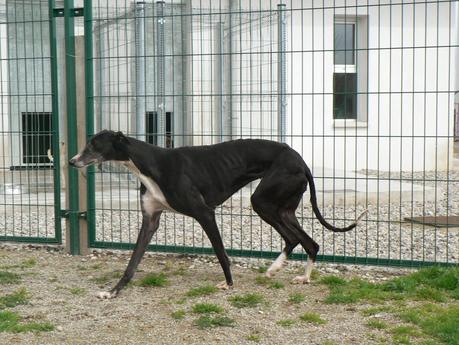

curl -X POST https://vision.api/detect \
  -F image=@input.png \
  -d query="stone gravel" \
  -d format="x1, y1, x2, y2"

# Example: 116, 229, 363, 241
0, 244, 415, 345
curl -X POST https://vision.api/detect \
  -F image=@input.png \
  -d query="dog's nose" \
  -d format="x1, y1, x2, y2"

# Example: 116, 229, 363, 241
69, 158, 76, 166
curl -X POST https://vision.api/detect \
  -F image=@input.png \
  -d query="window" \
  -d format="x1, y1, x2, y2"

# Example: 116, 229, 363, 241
145, 111, 174, 148
333, 22, 357, 120
21, 112, 52, 165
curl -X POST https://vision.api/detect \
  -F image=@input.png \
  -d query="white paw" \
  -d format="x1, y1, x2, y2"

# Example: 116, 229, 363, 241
216, 281, 232, 290
97, 291, 117, 300
265, 270, 275, 278
292, 275, 311, 284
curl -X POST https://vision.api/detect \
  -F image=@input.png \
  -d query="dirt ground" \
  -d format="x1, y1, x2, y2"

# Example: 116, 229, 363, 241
0, 245, 417, 345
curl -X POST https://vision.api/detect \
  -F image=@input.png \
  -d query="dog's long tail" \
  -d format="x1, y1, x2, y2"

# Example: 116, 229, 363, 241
305, 166, 367, 233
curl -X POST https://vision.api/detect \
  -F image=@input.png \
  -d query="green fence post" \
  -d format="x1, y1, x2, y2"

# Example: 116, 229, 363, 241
64, 0, 80, 255
48, 0, 62, 244
84, 0, 96, 248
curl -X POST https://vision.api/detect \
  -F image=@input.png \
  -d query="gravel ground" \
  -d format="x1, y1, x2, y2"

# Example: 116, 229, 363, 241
0, 170, 457, 264
0, 244, 418, 345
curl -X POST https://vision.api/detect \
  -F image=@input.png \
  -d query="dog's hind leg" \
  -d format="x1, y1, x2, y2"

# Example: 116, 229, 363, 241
251, 184, 300, 278
265, 241, 298, 278
195, 210, 233, 289
252, 167, 320, 283
280, 209, 319, 284
98, 210, 162, 299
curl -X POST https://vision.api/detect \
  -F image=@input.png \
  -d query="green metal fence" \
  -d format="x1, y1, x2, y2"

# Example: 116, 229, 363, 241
83, 0, 459, 267
0, 0, 458, 268
0, 0, 61, 244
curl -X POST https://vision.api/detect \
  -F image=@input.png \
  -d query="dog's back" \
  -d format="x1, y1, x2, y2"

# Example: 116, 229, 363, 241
167, 139, 294, 206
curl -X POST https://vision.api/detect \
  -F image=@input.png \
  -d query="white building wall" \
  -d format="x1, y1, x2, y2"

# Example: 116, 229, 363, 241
286, 0, 457, 172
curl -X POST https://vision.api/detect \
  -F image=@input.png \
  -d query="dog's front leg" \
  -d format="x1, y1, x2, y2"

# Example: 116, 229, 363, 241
196, 211, 233, 289
97, 211, 162, 299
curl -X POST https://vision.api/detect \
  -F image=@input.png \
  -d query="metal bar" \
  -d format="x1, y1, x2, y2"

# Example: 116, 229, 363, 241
64, 0, 80, 255
84, 0, 96, 248
277, 3, 286, 143
48, 0, 62, 244
135, 0, 146, 142
215, 21, 224, 143
156, 0, 165, 147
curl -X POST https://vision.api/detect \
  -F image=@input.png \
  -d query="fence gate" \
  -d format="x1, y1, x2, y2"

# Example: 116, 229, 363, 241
0, 0, 62, 244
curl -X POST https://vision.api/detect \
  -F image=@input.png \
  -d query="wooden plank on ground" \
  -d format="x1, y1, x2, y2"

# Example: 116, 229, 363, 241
404, 216, 459, 228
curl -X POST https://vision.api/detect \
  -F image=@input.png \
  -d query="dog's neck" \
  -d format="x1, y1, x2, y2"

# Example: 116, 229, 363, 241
121, 159, 173, 212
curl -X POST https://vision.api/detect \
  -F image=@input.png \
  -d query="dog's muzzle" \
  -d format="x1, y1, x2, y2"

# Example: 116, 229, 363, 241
69, 153, 87, 168
68, 157, 77, 167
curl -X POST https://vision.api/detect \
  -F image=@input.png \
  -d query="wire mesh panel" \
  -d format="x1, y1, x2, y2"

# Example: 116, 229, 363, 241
0, 0, 60, 243
86, 0, 458, 267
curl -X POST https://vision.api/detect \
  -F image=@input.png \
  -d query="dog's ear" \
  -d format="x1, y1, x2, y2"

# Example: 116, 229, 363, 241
115, 131, 129, 143
113, 131, 129, 150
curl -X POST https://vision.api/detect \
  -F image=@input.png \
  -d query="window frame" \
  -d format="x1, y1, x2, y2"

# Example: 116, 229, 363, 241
333, 19, 358, 120
333, 20, 357, 74
21, 111, 53, 167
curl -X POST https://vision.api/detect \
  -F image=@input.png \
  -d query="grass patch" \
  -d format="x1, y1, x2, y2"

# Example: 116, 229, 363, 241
270, 281, 284, 289
320, 275, 347, 287
192, 303, 223, 314
172, 267, 188, 276
69, 287, 86, 296
288, 292, 305, 304
194, 315, 235, 329
0, 271, 21, 285
20, 258, 36, 269
0, 310, 54, 333
322, 267, 459, 305
255, 276, 284, 289
414, 286, 447, 302
0, 289, 29, 309
246, 334, 261, 342
229, 293, 264, 308
171, 310, 186, 320
175, 298, 187, 305
138, 273, 168, 287
323, 280, 404, 304
255, 276, 270, 285
277, 319, 296, 327
0, 258, 37, 270
366, 319, 389, 330
186, 284, 218, 297
324, 278, 394, 304
255, 266, 268, 274
299, 312, 327, 325
90, 271, 122, 285
398, 303, 459, 345
390, 325, 420, 337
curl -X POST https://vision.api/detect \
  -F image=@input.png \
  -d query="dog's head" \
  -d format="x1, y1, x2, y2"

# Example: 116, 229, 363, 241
69, 130, 130, 168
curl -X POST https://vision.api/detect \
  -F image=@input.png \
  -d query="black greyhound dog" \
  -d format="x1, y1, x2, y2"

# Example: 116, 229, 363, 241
69, 130, 366, 299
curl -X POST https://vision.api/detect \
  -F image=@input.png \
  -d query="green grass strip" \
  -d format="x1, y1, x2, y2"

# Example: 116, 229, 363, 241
0, 311, 54, 333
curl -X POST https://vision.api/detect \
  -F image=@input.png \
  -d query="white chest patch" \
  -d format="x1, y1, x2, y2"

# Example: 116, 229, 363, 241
122, 160, 175, 215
